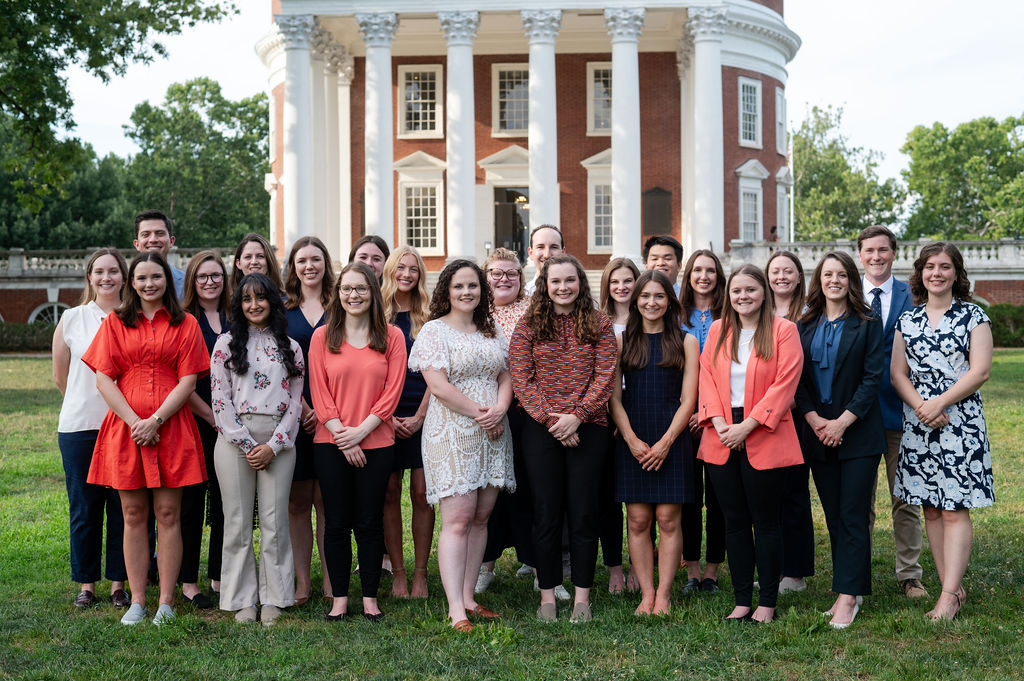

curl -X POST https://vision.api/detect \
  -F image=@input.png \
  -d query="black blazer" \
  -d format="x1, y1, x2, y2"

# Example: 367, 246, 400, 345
795, 312, 887, 462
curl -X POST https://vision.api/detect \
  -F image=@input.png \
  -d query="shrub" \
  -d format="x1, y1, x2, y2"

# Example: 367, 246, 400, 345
985, 303, 1024, 348
0, 321, 56, 352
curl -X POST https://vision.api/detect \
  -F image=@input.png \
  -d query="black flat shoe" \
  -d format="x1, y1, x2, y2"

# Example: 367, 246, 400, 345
110, 589, 131, 609
724, 611, 753, 623
74, 590, 97, 608
326, 612, 349, 622
701, 578, 720, 593
681, 578, 701, 595
362, 612, 385, 623
183, 592, 215, 610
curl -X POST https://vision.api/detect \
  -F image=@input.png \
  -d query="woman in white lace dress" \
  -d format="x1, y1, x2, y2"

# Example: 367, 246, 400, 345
408, 260, 514, 633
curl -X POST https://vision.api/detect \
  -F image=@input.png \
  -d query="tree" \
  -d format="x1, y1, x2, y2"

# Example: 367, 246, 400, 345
792, 106, 905, 241
901, 116, 1024, 239
0, 0, 233, 208
123, 78, 269, 247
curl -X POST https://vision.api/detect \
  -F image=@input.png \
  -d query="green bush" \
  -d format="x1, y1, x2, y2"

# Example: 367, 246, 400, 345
0, 321, 55, 352
986, 303, 1024, 347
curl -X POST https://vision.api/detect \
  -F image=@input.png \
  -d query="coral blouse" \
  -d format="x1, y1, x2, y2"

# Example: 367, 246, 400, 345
82, 308, 210, 489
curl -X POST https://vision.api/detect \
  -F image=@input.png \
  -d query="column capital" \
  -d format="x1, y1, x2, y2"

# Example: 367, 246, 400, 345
604, 7, 645, 43
275, 14, 315, 50
676, 29, 693, 77
325, 43, 354, 85
438, 11, 479, 46
311, 24, 333, 59
356, 12, 399, 47
521, 9, 562, 43
687, 6, 729, 41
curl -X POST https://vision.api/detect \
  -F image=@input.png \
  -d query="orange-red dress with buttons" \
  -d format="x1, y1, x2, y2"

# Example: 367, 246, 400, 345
82, 308, 210, 490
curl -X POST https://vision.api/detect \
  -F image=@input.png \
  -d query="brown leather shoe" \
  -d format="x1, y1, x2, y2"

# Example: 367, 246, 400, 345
900, 578, 929, 599
110, 589, 131, 609
470, 604, 502, 620
74, 590, 97, 608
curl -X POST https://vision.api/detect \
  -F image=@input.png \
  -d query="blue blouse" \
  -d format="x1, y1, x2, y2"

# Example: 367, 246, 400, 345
809, 315, 845, 404
681, 307, 714, 353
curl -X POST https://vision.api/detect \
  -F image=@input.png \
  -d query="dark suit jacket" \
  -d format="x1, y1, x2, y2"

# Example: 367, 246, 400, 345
877, 278, 913, 430
795, 312, 887, 462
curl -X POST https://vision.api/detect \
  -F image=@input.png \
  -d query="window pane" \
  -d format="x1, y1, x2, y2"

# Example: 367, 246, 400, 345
592, 68, 612, 131
498, 69, 529, 132
405, 186, 438, 249
594, 184, 613, 248
741, 190, 759, 241
741, 82, 758, 143
404, 71, 438, 133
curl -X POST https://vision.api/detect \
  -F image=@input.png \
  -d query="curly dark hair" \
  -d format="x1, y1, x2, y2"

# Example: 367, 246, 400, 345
428, 260, 496, 338
118, 252, 186, 327
909, 242, 972, 305
523, 254, 601, 344
226, 273, 302, 378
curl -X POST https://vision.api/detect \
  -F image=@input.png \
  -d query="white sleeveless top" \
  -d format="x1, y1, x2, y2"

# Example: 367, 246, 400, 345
57, 302, 111, 432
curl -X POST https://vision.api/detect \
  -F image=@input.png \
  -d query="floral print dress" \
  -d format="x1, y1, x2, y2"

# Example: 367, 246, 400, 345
893, 301, 993, 510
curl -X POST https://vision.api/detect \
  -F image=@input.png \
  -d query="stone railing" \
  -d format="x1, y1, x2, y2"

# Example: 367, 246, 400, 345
0, 247, 237, 280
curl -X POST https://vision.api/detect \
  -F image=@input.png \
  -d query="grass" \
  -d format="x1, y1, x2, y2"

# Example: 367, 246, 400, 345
1, 353, 1023, 680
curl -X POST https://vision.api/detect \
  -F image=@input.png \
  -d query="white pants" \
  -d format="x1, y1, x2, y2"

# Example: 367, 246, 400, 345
215, 414, 296, 611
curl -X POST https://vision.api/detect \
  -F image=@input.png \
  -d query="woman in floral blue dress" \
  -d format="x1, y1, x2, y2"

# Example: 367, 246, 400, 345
891, 242, 993, 622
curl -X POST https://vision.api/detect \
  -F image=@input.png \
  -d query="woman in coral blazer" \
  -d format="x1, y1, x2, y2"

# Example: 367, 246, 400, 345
697, 264, 803, 624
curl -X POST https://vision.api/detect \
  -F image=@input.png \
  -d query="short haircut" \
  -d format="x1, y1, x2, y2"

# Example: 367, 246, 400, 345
134, 209, 173, 237
857, 225, 897, 251
529, 224, 564, 249
642, 235, 683, 263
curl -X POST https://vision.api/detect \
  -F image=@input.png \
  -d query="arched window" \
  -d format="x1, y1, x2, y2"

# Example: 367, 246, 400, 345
28, 302, 70, 325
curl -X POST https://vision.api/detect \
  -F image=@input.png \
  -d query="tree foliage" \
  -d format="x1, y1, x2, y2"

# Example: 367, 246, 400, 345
792, 105, 905, 241
123, 77, 269, 247
901, 116, 1024, 239
0, 0, 234, 207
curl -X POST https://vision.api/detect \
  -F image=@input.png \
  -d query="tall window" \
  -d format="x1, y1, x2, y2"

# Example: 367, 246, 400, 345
492, 65, 529, 136
775, 87, 787, 155
581, 148, 613, 254
398, 65, 443, 138
403, 185, 440, 251
740, 190, 760, 241
587, 62, 612, 136
395, 151, 446, 257
738, 77, 762, 149
593, 184, 613, 249
735, 159, 769, 243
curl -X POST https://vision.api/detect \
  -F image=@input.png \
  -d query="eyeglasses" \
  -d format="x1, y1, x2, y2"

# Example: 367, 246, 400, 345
339, 285, 370, 296
195, 273, 224, 284
487, 269, 521, 281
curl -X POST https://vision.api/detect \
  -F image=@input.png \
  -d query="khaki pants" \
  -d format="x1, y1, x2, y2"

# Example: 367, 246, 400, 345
215, 414, 296, 611
868, 429, 923, 581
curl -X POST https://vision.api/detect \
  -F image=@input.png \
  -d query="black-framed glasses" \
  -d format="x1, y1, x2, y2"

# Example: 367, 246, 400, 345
196, 273, 224, 284
339, 285, 370, 296
487, 269, 521, 280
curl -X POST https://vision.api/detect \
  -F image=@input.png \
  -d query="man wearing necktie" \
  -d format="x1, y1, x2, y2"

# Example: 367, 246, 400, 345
857, 225, 925, 599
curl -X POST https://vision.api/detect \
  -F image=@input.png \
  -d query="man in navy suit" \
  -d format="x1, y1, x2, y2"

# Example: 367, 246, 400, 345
858, 225, 927, 599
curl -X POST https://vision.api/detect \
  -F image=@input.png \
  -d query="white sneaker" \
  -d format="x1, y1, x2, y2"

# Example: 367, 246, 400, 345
534, 577, 571, 601
474, 566, 495, 594
515, 563, 533, 578
778, 577, 807, 594
152, 603, 175, 626
120, 603, 148, 626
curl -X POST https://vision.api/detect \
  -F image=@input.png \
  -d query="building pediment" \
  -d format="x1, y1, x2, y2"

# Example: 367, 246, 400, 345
735, 158, 770, 180
478, 144, 529, 183
580, 148, 612, 169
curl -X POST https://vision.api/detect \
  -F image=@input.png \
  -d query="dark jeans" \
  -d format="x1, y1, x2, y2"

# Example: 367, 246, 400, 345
483, 406, 537, 566
780, 463, 815, 578
522, 418, 609, 590
314, 443, 394, 598
681, 449, 727, 564
58, 431, 127, 583
179, 419, 224, 583
812, 452, 880, 596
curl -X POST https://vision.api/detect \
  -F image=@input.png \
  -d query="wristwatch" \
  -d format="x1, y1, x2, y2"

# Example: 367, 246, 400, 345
153, 415, 164, 425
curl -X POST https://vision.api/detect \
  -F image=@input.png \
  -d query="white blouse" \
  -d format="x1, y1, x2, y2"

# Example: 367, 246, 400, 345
210, 327, 305, 454
58, 302, 111, 433
729, 328, 756, 408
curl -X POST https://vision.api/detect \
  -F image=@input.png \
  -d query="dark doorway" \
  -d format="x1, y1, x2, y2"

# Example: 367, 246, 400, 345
494, 187, 530, 264
642, 186, 672, 236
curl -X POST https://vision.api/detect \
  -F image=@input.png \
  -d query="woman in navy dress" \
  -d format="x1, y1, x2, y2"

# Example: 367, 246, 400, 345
609, 270, 699, 615
283, 236, 335, 603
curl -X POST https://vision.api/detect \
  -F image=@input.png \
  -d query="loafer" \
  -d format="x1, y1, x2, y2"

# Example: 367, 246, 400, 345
569, 601, 592, 623
470, 604, 502, 620
74, 590, 97, 608
152, 603, 175, 626
900, 578, 929, 599
120, 603, 148, 626
235, 606, 258, 623
110, 589, 131, 609
183, 591, 214, 610
536, 602, 557, 622
261, 604, 282, 627
452, 619, 474, 633
681, 578, 701, 595
701, 578, 720, 593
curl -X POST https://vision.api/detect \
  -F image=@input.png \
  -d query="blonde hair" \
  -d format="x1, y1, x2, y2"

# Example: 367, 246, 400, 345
381, 245, 429, 338
80, 248, 128, 306
483, 247, 526, 303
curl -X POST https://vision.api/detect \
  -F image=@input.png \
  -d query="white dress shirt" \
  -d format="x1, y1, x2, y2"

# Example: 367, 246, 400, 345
862, 274, 894, 323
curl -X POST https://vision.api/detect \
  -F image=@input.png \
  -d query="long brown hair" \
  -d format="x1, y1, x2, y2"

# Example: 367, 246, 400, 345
599, 257, 641, 318
323, 262, 389, 354
523, 254, 602, 344
909, 242, 973, 305
620, 270, 687, 372
118, 252, 186, 327
381, 245, 429, 338
428, 260, 497, 338
765, 250, 806, 323
713, 264, 775, 365
284, 236, 335, 310
800, 251, 873, 325
679, 249, 725, 322
232, 233, 283, 292
80, 247, 128, 306
183, 249, 230, 318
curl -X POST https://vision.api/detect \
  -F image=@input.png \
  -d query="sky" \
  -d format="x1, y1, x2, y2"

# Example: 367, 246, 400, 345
66, 1, 1023, 184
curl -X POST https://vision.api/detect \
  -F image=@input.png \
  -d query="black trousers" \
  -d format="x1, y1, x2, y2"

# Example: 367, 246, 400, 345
179, 419, 224, 584
780, 463, 815, 578
522, 419, 609, 590
314, 443, 394, 598
811, 452, 880, 596
706, 414, 786, 609
681, 441, 727, 564
483, 406, 537, 566
597, 427, 623, 568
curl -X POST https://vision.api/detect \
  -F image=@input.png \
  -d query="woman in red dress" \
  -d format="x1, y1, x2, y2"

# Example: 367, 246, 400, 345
83, 252, 210, 626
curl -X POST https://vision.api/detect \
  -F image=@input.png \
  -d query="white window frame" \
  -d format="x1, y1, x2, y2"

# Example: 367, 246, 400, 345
586, 62, 613, 137
28, 302, 70, 325
395, 151, 447, 257
735, 159, 770, 242
397, 65, 444, 139
491, 63, 529, 138
775, 86, 787, 156
738, 76, 762, 149
776, 166, 794, 242
581, 148, 613, 254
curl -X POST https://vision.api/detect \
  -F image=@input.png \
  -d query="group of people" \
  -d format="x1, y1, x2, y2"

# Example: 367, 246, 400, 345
53, 210, 994, 630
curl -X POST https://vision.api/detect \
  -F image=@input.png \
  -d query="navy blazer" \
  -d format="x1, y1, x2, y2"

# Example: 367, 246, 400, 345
877, 279, 913, 430
795, 312, 887, 462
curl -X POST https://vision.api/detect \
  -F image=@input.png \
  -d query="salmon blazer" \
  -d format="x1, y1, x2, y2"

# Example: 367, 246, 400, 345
697, 316, 804, 470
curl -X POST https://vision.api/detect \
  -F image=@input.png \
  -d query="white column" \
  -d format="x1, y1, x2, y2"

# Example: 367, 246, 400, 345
310, 26, 329, 247
439, 11, 479, 261
321, 39, 342, 260
677, 30, 694, 254
276, 14, 316, 249
357, 12, 399, 243
605, 8, 645, 262
334, 51, 355, 264
688, 6, 728, 253
521, 10, 561, 230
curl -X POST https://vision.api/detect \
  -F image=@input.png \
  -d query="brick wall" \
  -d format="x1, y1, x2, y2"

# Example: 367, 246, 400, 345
975, 281, 1024, 306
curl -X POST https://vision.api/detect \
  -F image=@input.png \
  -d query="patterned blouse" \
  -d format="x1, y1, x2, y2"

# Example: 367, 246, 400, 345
509, 312, 618, 427
210, 327, 305, 455
491, 297, 530, 340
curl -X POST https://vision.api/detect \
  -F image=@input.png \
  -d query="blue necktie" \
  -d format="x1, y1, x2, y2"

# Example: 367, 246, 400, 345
870, 288, 883, 320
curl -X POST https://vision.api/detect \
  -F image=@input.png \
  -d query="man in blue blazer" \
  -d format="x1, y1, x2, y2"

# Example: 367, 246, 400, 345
858, 225, 926, 599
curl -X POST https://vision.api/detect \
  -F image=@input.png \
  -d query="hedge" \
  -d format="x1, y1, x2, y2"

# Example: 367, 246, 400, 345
986, 303, 1024, 347
0, 321, 56, 352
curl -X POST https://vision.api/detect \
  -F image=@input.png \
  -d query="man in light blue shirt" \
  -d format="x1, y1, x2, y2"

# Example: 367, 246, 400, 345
133, 209, 185, 299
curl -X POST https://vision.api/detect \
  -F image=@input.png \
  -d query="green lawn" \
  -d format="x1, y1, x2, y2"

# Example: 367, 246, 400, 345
1, 353, 1023, 680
